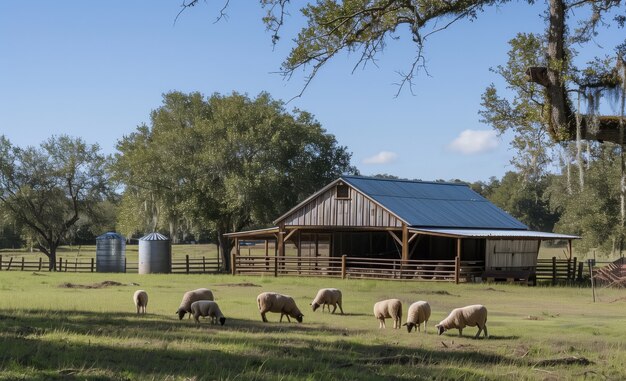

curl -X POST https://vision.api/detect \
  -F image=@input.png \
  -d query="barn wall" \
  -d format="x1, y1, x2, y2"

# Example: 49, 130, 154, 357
485, 240, 540, 270
281, 186, 403, 228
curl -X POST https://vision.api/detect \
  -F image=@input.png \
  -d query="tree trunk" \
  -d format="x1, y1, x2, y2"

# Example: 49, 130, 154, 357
546, 0, 568, 139
619, 69, 625, 257
45, 247, 57, 271
217, 230, 231, 272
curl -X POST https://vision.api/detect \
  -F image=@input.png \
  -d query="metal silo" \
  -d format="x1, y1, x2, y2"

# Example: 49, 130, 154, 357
96, 232, 126, 273
138, 233, 171, 274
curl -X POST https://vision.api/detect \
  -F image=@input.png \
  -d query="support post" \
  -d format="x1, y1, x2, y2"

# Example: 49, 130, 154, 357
231, 252, 237, 275
297, 231, 302, 275
274, 254, 278, 278
265, 240, 270, 271
58, 257, 62, 272
21, 257, 25, 271
277, 225, 285, 273
235, 238, 240, 256
38, 257, 43, 271
455, 255, 460, 284
0, 255, 2, 270
552, 256, 557, 285
185, 255, 190, 274
568, 239, 573, 260
577, 261, 584, 282
571, 257, 577, 282
401, 224, 409, 262
203, 256, 206, 273
341, 255, 347, 279
91, 258, 94, 272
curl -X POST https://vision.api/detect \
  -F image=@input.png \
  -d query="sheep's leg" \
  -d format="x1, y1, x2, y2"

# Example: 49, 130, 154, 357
136, 306, 140, 314
458, 328, 463, 337
261, 312, 268, 323
483, 325, 488, 338
338, 302, 344, 315
331, 304, 337, 314
475, 327, 483, 339
379, 319, 385, 329
286, 314, 291, 322
424, 321, 427, 334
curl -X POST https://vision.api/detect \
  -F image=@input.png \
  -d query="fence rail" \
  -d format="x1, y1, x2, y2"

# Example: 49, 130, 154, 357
233, 254, 484, 283
0, 254, 221, 274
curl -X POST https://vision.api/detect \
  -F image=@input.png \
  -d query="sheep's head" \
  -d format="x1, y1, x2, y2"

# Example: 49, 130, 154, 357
296, 314, 303, 323
435, 324, 446, 335
176, 309, 186, 320
311, 302, 320, 312
219, 317, 226, 326
403, 322, 416, 333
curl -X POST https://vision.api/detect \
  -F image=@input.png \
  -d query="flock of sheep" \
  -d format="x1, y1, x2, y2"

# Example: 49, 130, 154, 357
132, 287, 489, 338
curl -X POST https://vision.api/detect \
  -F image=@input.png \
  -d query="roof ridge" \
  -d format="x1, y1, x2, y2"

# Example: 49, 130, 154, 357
341, 175, 469, 187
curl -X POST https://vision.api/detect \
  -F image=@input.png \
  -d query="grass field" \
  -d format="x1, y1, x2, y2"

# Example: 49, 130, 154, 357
1, 272, 626, 380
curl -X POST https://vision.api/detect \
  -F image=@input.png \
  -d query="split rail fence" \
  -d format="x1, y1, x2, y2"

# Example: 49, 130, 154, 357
0, 254, 220, 274
232, 254, 484, 283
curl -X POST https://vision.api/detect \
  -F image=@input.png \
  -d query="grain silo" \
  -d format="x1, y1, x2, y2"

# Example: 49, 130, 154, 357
96, 232, 126, 273
138, 232, 171, 274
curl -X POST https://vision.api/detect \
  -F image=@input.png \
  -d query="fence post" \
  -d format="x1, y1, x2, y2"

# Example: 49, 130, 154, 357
7, 257, 13, 270
0, 255, 2, 271
74, 258, 78, 272
231, 253, 236, 275
58, 257, 62, 272
552, 256, 557, 285
64, 259, 68, 272
21, 257, 25, 271
341, 255, 347, 279
571, 257, 577, 282
455, 256, 460, 284
577, 261, 583, 281
91, 258, 94, 272
202, 256, 206, 273
38, 257, 42, 271
186, 255, 190, 274
274, 255, 278, 277
124, 258, 127, 273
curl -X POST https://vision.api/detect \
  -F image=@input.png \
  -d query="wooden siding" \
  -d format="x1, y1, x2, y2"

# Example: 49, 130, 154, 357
485, 240, 539, 269
282, 186, 403, 228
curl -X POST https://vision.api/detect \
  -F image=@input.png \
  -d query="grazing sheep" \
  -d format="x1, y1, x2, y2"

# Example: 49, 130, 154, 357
403, 301, 431, 333
435, 304, 488, 338
176, 288, 214, 320
373, 299, 402, 329
133, 290, 148, 315
311, 288, 344, 314
257, 292, 303, 323
190, 300, 226, 326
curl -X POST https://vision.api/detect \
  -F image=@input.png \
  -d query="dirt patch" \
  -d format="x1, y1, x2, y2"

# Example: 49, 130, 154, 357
215, 282, 261, 287
415, 290, 457, 296
523, 315, 543, 321
59, 280, 124, 289
534, 356, 593, 367
483, 287, 505, 292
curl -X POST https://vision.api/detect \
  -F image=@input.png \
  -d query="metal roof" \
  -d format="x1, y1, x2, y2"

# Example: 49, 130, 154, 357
96, 232, 125, 240
139, 232, 170, 241
408, 228, 579, 240
342, 176, 528, 230
224, 227, 279, 239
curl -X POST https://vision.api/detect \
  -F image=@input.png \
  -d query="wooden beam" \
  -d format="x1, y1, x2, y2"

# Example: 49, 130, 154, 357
401, 224, 409, 261
284, 228, 299, 242
388, 230, 402, 246
408, 232, 419, 244
277, 225, 285, 259
568, 239, 573, 260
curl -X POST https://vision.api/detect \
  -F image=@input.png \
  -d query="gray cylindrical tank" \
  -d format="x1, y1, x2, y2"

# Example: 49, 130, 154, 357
96, 232, 126, 273
138, 232, 171, 274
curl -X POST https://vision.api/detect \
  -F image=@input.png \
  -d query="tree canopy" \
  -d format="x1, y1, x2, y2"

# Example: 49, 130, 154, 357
0, 135, 112, 270
114, 91, 356, 270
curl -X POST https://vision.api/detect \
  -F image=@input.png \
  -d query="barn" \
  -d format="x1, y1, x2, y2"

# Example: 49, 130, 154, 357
226, 175, 578, 283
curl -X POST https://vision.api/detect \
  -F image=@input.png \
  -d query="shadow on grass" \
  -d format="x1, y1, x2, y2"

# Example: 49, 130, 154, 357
0, 308, 521, 381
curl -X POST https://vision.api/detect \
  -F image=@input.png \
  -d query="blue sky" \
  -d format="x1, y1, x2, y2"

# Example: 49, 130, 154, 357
0, 1, 622, 182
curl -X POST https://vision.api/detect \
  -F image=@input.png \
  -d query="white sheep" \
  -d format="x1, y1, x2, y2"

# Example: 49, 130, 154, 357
176, 288, 214, 320
311, 288, 344, 314
257, 292, 304, 323
190, 300, 226, 326
435, 304, 488, 338
373, 299, 402, 329
133, 290, 148, 314
403, 301, 431, 333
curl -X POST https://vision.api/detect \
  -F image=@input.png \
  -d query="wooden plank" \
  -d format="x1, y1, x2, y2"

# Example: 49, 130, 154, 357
388, 230, 402, 246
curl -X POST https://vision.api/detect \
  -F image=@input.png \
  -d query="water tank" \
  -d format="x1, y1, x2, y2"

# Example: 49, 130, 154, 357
96, 232, 126, 273
138, 233, 171, 274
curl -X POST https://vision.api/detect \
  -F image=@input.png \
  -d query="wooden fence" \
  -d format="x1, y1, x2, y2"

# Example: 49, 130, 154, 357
0, 254, 221, 274
232, 254, 484, 283
536, 257, 582, 284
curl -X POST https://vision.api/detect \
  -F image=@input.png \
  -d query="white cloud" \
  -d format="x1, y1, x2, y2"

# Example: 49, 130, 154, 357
363, 151, 398, 165
448, 129, 499, 155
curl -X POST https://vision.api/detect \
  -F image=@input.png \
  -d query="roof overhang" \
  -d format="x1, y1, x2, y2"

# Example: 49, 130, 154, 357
408, 228, 580, 240
223, 227, 279, 240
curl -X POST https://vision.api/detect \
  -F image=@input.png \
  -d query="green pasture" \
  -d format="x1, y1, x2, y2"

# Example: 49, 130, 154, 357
1, 271, 625, 380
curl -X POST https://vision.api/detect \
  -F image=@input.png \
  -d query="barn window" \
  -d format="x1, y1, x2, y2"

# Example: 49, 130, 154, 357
336, 184, 350, 199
